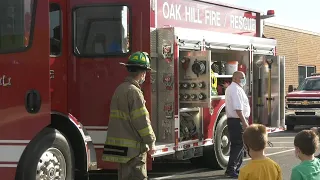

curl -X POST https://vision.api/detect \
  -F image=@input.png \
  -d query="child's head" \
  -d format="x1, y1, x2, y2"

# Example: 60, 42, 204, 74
243, 124, 268, 154
294, 130, 319, 160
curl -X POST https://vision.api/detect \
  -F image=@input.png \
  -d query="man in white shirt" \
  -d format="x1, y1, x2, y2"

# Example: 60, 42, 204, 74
224, 71, 250, 178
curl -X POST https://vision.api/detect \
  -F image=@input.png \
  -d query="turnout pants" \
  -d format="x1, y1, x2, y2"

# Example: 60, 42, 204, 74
226, 118, 244, 173
118, 152, 148, 180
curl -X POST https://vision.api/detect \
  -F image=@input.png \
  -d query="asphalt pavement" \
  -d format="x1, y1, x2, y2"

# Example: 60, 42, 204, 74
90, 126, 319, 180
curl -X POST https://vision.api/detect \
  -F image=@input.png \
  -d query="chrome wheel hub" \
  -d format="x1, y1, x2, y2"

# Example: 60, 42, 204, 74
36, 148, 66, 180
221, 135, 229, 148
220, 125, 230, 160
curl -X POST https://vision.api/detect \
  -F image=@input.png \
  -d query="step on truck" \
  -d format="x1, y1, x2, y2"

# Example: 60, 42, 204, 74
0, 0, 286, 179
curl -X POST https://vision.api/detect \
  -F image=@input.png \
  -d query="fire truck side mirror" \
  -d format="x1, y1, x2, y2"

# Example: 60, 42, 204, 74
288, 85, 294, 92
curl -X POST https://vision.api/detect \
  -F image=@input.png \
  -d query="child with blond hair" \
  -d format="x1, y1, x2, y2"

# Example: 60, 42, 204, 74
239, 124, 282, 180
290, 130, 320, 180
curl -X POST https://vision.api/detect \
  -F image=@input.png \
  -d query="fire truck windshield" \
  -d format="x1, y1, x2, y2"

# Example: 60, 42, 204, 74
73, 5, 130, 56
0, 0, 34, 53
297, 78, 320, 91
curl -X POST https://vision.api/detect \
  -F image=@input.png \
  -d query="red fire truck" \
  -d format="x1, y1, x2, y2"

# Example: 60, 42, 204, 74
0, 0, 286, 179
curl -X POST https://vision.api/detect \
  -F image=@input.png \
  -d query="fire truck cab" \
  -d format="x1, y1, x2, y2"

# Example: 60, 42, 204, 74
0, 0, 286, 179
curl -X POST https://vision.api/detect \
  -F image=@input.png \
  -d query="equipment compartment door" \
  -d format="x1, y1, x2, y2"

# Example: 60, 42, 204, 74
0, 0, 51, 141
252, 55, 282, 127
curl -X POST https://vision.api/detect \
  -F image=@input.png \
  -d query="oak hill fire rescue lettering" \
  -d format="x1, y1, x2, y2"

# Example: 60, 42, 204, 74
161, 1, 256, 31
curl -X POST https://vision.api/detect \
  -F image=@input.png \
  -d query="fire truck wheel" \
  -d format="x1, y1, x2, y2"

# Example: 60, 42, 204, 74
15, 127, 75, 180
211, 113, 229, 169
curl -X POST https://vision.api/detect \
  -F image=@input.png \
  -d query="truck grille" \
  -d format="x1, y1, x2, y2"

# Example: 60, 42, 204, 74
286, 98, 320, 109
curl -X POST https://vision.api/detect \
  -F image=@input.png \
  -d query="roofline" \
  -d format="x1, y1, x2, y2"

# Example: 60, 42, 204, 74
265, 22, 320, 36
199, 0, 264, 14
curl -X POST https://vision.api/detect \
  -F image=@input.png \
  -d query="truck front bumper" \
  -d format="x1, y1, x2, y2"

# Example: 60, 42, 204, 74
285, 109, 320, 125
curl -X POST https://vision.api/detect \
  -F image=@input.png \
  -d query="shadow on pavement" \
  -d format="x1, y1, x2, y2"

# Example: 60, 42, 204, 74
268, 126, 314, 137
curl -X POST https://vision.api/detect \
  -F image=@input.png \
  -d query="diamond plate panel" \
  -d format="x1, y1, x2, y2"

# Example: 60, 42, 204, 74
155, 27, 176, 143
150, 29, 158, 137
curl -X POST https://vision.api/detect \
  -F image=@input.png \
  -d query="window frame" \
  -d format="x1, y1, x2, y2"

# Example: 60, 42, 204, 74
49, 2, 62, 57
0, 0, 37, 54
71, 4, 132, 58
298, 65, 316, 85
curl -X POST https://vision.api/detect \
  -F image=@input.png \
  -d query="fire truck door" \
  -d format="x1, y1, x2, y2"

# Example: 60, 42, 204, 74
49, 0, 68, 111
69, 0, 152, 170
0, 0, 51, 146
252, 55, 282, 128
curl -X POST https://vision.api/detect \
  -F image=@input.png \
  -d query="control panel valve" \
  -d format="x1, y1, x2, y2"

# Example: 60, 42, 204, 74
198, 82, 205, 88
190, 83, 197, 88
190, 94, 197, 100
192, 59, 206, 77
183, 94, 190, 100
198, 93, 207, 100
182, 83, 190, 89
181, 57, 191, 76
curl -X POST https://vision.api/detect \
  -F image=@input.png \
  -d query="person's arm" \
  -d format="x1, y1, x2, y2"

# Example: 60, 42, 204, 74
129, 89, 156, 151
231, 89, 248, 127
235, 110, 248, 128
277, 164, 283, 180
290, 168, 302, 180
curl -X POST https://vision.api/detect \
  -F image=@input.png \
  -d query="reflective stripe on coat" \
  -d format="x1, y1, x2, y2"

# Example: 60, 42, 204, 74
102, 77, 156, 163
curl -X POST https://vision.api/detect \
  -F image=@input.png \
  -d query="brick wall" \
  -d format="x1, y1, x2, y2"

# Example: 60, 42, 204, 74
263, 23, 320, 92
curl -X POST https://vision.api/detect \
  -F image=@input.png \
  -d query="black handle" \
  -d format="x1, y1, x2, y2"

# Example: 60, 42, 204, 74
25, 89, 41, 114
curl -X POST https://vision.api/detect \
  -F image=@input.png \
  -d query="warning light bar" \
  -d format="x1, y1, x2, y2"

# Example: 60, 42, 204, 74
261, 10, 275, 20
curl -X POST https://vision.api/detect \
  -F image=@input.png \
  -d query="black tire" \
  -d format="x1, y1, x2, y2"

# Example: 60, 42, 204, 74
190, 113, 229, 169
286, 125, 295, 131
211, 113, 229, 169
15, 127, 75, 180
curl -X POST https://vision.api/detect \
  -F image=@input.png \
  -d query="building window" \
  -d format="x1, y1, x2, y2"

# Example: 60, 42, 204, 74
0, 0, 35, 53
50, 3, 61, 56
298, 65, 316, 85
73, 5, 130, 57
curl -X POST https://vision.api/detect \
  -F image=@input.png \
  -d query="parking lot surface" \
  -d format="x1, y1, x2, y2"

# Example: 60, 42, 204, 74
90, 126, 319, 180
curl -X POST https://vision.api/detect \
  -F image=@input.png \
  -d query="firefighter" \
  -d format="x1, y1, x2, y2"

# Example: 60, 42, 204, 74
102, 51, 156, 180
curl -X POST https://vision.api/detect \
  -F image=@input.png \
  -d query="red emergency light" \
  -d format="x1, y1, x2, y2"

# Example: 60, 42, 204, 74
261, 10, 275, 20
267, 10, 275, 16
244, 12, 255, 19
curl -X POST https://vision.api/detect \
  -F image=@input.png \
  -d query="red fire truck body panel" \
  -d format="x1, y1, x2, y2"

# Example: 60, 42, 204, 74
0, 0, 284, 179
0, 0, 51, 178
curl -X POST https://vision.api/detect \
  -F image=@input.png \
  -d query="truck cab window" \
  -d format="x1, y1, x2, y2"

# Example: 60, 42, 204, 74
50, 3, 61, 56
0, 0, 35, 53
73, 5, 129, 56
298, 78, 320, 91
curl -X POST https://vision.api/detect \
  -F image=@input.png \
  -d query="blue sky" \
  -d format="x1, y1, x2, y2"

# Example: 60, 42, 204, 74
220, 0, 320, 32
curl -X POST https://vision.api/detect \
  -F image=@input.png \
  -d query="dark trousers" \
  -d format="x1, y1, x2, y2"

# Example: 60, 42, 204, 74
226, 118, 244, 173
